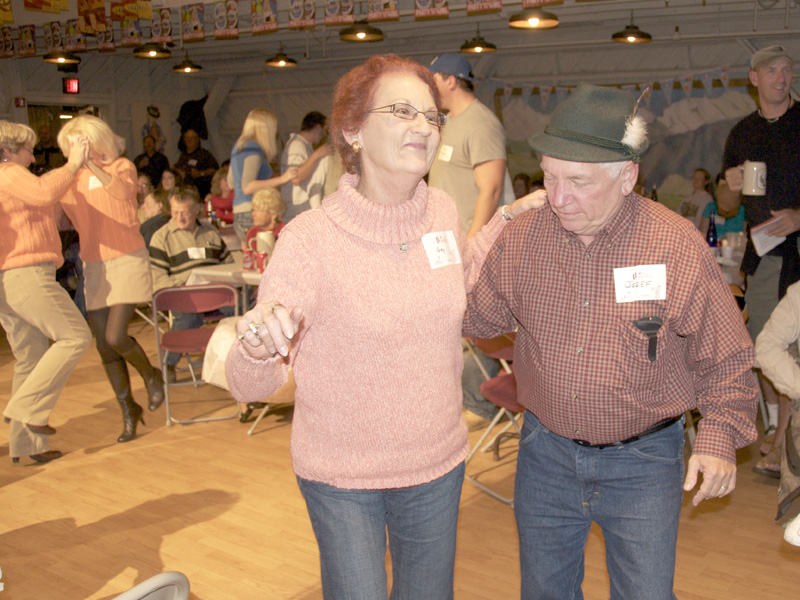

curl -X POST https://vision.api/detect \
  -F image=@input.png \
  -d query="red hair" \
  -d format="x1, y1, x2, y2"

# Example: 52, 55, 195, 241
331, 54, 441, 175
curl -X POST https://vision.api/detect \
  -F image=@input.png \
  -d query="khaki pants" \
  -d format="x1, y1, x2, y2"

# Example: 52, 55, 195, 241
0, 263, 91, 457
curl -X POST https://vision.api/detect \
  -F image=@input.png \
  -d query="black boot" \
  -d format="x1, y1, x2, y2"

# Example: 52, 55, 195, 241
102, 359, 145, 443
121, 340, 165, 411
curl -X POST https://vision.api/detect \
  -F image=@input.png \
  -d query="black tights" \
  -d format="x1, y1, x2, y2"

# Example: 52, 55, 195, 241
86, 304, 138, 363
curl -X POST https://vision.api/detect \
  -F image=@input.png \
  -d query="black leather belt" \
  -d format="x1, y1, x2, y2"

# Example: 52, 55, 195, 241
571, 415, 682, 449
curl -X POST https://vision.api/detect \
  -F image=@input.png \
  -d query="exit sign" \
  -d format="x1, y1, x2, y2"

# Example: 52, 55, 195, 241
62, 78, 79, 94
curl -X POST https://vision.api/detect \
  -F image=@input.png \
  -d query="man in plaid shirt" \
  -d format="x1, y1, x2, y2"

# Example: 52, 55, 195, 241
464, 84, 759, 600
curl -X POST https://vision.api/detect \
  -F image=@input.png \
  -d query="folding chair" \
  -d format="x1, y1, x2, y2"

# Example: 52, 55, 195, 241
112, 571, 190, 600
152, 283, 240, 426
464, 334, 523, 505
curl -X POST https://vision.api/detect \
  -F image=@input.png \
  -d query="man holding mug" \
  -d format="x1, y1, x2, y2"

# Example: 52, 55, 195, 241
718, 44, 800, 477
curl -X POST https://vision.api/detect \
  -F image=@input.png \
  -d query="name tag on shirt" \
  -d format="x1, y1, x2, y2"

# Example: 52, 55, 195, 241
421, 231, 461, 269
188, 159, 198, 167
88, 175, 102, 190
437, 145, 453, 163
613, 264, 666, 303
713, 214, 725, 226
187, 247, 207, 259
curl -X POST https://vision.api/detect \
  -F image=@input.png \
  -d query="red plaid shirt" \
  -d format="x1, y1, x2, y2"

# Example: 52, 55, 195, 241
464, 194, 758, 462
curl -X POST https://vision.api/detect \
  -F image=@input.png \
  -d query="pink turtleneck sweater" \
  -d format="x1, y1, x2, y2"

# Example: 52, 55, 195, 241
227, 173, 505, 489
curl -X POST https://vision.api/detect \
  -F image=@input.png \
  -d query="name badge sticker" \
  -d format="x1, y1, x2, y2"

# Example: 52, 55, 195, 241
613, 264, 667, 303
437, 145, 453, 163
421, 231, 461, 269
187, 247, 207, 260
88, 175, 102, 190
188, 159, 198, 167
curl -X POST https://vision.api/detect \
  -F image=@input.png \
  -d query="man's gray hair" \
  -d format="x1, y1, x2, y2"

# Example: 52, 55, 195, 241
596, 161, 627, 179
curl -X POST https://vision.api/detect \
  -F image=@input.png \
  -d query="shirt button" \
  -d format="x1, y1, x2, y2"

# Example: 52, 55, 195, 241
582, 300, 589, 307
574, 429, 581, 436
577, 347, 583, 354
571, 393, 578, 401
585, 253, 592, 259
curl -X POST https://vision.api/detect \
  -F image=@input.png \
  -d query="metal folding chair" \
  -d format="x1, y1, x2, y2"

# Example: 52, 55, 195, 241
464, 334, 523, 505
152, 283, 240, 426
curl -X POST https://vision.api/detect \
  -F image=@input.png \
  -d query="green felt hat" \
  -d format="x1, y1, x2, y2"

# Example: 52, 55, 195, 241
528, 83, 648, 163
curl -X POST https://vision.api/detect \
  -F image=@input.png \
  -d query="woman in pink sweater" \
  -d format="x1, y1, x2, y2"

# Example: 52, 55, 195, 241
226, 55, 544, 598
58, 115, 164, 444
0, 120, 91, 464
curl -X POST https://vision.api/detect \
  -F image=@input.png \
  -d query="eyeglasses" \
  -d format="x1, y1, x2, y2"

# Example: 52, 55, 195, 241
369, 103, 446, 128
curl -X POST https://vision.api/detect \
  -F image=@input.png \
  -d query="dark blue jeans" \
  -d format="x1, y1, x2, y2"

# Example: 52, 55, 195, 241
515, 411, 684, 600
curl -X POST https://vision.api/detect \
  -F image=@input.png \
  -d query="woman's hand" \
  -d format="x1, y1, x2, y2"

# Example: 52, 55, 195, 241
280, 166, 299, 185
504, 188, 548, 219
65, 137, 89, 174
236, 301, 303, 359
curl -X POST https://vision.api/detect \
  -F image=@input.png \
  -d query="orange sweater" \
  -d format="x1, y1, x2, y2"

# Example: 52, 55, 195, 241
0, 162, 74, 271
60, 158, 145, 263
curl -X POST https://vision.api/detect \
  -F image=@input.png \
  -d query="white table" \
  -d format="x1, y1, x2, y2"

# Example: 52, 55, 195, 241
185, 263, 264, 313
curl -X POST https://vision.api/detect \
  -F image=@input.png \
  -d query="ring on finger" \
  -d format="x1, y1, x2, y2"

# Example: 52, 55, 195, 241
248, 321, 262, 336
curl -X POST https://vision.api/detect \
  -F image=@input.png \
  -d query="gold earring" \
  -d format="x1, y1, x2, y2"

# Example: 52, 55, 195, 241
351, 141, 362, 154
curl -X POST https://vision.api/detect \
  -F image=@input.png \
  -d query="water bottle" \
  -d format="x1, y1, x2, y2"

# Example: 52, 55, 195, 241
651, 184, 658, 202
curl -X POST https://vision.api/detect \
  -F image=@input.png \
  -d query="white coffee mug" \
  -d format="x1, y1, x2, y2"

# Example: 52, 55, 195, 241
742, 160, 766, 196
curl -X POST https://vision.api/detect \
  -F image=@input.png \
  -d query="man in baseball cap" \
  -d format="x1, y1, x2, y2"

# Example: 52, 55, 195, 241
464, 83, 758, 599
718, 43, 800, 484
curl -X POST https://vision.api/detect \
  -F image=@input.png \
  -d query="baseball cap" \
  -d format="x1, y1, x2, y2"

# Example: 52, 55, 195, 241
750, 45, 794, 70
429, 53, 475, 82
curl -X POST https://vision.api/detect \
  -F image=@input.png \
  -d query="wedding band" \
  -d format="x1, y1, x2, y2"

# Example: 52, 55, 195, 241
237, 331, 247, 340
248, 321, 261, 336
720, 486, 726, 491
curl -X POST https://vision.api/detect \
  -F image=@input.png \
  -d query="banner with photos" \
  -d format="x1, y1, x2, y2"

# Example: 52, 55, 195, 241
97, 24, 115, 50
1, 26, 14, 57
77, 0, 109, 35
182, 3, 205, 41
151, 8, 173, 43
251, 0, 277, 34
288, 0, 315, 30
18, 24, 36, 56
64, 18, 87, 50
466, 0, 501, 16
325, 0, 354, 26
23, 0, 66, 13
120, 16, 141, 46
1, 0, 12, 24
367, 0, 398, 22
415, 0, 448, 20
213, 0, 239, 39
43, 21, 64, 51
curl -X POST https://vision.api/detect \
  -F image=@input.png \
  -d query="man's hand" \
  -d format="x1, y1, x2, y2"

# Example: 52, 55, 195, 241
683, 454, 737, 506
767, 208, 800, 236
724, 166, 744, 192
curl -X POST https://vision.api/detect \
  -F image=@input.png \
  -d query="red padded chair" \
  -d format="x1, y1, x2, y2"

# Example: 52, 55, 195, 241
152, 283, 240, 426
464, 334, 523, 505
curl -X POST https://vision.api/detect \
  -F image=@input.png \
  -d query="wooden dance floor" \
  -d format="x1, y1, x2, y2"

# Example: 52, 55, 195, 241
1, 318, 797, 599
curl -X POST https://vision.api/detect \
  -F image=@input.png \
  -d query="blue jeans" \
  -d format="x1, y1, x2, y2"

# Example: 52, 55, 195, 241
297, 462, 465, 600
514, 412, 684, 600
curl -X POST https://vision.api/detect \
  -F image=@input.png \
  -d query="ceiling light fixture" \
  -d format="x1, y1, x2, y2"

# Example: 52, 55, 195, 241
612, 12, 652, 43
508, 8, 560, 29
340, 20, 384, 43
133, 42, 172, 59
43, 51, 81, 65
461, 26, 496, 54
265, 46, 298, 68
173, 56, 203, 73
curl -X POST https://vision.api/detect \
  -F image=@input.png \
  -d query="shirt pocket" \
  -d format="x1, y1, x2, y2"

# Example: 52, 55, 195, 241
616, 308, 668, 391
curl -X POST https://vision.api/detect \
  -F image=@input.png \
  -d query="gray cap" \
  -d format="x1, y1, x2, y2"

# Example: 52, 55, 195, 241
750, 45, 794, 70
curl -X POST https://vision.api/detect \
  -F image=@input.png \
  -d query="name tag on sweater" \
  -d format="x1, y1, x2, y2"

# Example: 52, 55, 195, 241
422, 231, 461, 269
88, 175, 102, 190
613, 264, 666, 303
187, 247, 207, 259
